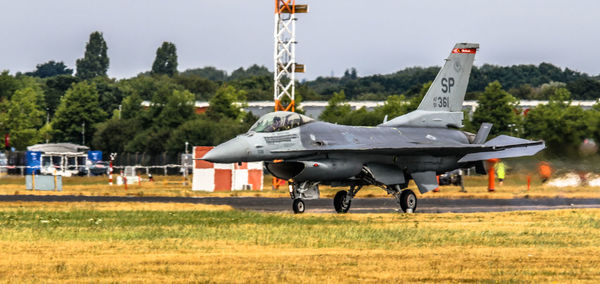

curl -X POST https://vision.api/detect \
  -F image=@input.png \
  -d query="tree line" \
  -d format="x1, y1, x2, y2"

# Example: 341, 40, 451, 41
1, 31, 599, 157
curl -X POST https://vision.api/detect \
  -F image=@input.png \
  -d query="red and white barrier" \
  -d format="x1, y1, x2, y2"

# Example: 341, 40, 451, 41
233, 161, 263, 191
192, 146, 263, 192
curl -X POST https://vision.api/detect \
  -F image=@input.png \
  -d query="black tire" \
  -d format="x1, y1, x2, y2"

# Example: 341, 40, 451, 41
399, 190, 417, 213
292, 199, 305, 214
333, 190, 351, 213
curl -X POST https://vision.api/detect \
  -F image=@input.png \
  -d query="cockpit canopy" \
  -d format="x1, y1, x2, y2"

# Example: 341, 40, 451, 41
249, 111, 314, 133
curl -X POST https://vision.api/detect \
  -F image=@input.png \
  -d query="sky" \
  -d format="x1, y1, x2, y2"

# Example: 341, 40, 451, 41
1, 0, 599, 80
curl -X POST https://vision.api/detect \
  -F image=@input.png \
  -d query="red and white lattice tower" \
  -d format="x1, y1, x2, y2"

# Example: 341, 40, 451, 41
273, 0, 308, 112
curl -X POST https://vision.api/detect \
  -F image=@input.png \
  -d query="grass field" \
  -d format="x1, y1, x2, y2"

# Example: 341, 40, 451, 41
0, 173, 598, 200
0, 202, 599, 282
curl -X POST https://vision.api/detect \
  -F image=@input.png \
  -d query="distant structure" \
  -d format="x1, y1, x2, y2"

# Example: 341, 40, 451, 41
273, 0, 308, 112
27, 143, 89, 154
26, 143, 91, 176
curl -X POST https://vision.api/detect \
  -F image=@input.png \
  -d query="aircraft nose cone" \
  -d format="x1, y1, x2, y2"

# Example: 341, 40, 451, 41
202, 136, 250, 163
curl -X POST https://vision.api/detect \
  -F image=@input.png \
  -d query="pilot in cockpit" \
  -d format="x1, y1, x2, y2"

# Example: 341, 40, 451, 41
266, 116, 282, 132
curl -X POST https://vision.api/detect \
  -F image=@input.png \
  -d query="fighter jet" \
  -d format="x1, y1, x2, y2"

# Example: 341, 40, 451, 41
202, 43, 545, 214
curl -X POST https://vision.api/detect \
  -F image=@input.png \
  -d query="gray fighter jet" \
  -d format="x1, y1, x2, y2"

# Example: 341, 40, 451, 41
202, 43, 545, 213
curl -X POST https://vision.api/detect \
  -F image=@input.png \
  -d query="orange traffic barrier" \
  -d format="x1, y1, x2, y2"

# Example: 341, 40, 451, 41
487, 159, 499, 192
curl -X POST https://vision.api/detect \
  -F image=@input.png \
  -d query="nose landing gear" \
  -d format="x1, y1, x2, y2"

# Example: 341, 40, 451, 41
289, 181, 320, 214
292, 199, 305, 214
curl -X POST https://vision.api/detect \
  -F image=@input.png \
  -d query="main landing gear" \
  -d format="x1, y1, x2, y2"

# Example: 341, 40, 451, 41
385, 185, 417, 213
332, 185, 417, 213
290, 181, 418, 214
333, 185, 362, 213
395, 189, 417, 213
400, 189, 417, 213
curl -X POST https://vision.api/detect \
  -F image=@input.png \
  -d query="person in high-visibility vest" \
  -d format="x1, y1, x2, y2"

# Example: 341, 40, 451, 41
494, 160, 506, 186
538, 161, 552, 183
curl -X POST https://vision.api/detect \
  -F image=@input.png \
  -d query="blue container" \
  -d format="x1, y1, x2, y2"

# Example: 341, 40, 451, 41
88, 151, 103, 162
25, 151, 42, 175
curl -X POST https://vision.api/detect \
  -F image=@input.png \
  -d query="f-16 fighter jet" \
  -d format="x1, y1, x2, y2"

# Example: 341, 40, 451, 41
203, 43, 545, 213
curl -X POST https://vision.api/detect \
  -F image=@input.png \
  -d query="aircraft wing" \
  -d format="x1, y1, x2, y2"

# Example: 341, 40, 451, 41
457, 135, 545, 163
270, 144, 483, 155
270, 134, 544, 158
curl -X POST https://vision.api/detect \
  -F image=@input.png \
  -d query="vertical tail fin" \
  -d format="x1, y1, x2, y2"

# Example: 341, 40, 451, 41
417, 43, 478, 112
381, 43, 478, 128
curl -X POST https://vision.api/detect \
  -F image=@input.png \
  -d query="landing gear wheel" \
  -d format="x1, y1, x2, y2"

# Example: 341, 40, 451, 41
399, 190, 417, 213
333, 190, 351, 213
292, 199, 305, 214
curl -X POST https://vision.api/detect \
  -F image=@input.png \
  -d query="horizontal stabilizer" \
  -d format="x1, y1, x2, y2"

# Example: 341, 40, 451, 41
411, 171, 438, 194
458, 135, 545, 163
473, 123, 492, 144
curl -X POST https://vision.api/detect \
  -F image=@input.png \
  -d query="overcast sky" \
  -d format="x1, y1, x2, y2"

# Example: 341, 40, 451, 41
1, 0, 599, 79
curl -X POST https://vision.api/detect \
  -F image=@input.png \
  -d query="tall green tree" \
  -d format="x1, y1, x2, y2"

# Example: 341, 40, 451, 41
173, 74, 218, 100
0, 71, 18, 100
165, 117, 254, 152
523, 88, 589, 156
155, 90, 195, 128
90, 76, 125, 114
373, 94, 411, 121
25, 61, 73, 78
319, 91, 352, 124
118, 74, 183, 101
228, 65, 270, 81
229, 75, 272, 101
52, 81, 107, 145
119, 92, 143, 120
165, 89, 257, 152
151, 42, 178, 76
124, 89, 196, 153
76, 31, 109, 79
179, 66, 227, 81
92, 118, 141, 153
406, 81, 432, 112
205, 85, 247, 121
0, 87, 46, 149
43, 75, 79, 116
471, 81, 520, 136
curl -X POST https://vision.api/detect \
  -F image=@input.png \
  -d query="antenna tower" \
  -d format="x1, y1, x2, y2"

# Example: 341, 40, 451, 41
273, 0, 308, 111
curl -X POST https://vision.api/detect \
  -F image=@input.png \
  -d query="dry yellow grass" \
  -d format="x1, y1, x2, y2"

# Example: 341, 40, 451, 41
2, 241, 599, 283
0, 201, 232, 212
0, 202, 599, 282
0, 173, 598, 199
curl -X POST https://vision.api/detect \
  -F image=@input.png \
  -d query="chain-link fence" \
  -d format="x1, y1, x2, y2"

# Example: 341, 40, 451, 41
111, 152, 190, 175
4, 151, 190, 176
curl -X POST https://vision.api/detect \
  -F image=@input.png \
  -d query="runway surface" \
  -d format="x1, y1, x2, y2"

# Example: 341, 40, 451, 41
1, 194, 599, 213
